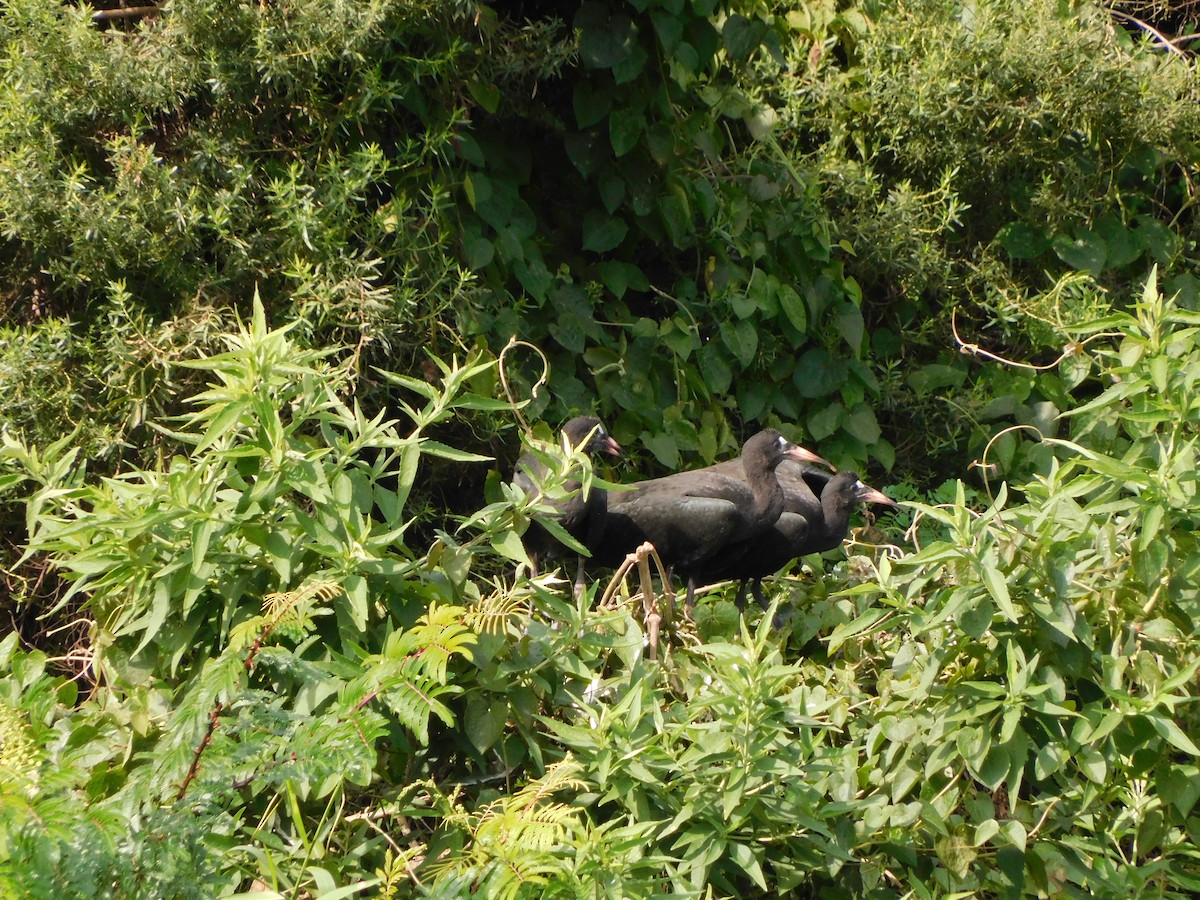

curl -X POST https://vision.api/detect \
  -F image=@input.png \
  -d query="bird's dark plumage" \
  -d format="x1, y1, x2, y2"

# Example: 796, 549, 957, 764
696, 463, 894, 613
588, 430, 828, 607
513, 416, 620, 589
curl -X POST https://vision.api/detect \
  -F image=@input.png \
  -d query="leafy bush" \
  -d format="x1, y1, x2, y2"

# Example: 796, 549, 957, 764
6, 2, 1200, 896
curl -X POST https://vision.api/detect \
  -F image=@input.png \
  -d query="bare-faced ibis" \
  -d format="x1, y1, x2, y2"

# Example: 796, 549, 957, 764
696, 462, 894, 614
514, 416, 620, 594
589, 430, 828, 608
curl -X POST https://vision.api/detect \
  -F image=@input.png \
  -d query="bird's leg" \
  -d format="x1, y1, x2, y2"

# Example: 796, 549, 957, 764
753, 579, 769, 612
573, 555, 586, 601
684, 576, 697, 613
734, 579, 748, 613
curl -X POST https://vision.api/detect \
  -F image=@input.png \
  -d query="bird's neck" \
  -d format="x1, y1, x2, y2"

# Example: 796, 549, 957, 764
746, 464, 785, 523
819, 492, 853, 542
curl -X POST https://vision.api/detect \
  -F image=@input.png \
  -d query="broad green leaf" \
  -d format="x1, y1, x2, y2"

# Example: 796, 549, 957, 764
465, 693, 509, 754
720, 318, 757, 367
609, 112, 645, 157
576, 4, 638, 70
466, 79, 500, 113
1094, 214, 1144, 268
491, 529, 530, 564
777, 283, 807, 333
997, 221, 1050, 259
934, 833, 976, 881
573, 80, 613, 128
1052, 228, 1106, 275
1077, 746, 1107, 783
835, 302, 864, 354
699, 343, 732, 395
842, 404, 881, 445
463, 234, 494, 269
582, 211, 628, 253
974, 818, 1000, 846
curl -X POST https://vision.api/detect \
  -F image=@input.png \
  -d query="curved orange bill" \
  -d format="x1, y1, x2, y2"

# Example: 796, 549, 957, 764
786, 445, 833, 470
600, 435, 622, 457
855, 482, 896, 506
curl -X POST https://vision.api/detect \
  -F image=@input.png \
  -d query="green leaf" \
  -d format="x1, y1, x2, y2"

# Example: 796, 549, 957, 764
660, 318, 698, 359
573, 80, 613, 128
0, 631, 18, 671
467, 79, 500, 114
934, 832, 977, 881
420, 441, 492, 462
609, 112, 645, 157
659, 191, 690, 246
598, 171, 625, 213
1135, 214, 1179, 264
777, 283, 807, 333
463, 234, 494, 269
974, 818, 1000, 847
997, 221, 1050, 259
826, 606, 889, 650
576, 4, 638, 69
1094, 214, 1144, 269
728, 841, 767, 890
842, 404, 881, 445
720, 318, 758, 367
596, 261, 648, 298
1161, 765, 1200, 817
793, 347, 844, 397
835, 303, 864, 354
582, 211, 628, 253
1052, 227, 1106, 275
807, 402, 844, 441
699, 344, 732, 395
612, 44, 648, 84
1077, 746, 1107, 783
466, 693, 509, 754
1146, 712, 1200, 755
492, 529, 530, 564
907, 364, 967, 397
980, 560, 1018, 621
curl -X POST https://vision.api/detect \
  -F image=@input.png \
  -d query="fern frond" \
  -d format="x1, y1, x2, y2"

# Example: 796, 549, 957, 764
464, 585, 530, 635
515, 755, 586, 809
253, 580, 341, 644
0, 699, 40, 797
263, 579, 341, 619
227, 615, 267, 653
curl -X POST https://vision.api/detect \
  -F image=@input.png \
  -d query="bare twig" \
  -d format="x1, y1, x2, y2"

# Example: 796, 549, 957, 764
497, 336, 549, 433
1105, 7, 1193, 57
599, 542, 676, 659
1028, 797, 1060, 838
177, 707, 223, 801
951, 307, 1121, 372
636, 550, 661, 661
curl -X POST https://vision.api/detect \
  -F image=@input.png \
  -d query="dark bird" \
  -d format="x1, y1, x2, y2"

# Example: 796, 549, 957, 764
696, 462, 895, 614
513, 416, 621, 593
589, 430, 828, 608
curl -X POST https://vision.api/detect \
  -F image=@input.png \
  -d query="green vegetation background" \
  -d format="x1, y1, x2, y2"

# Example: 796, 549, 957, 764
3, 0, 1200, 896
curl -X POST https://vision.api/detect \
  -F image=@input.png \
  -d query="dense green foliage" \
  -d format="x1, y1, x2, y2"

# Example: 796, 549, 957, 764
4, 0, 1200, 896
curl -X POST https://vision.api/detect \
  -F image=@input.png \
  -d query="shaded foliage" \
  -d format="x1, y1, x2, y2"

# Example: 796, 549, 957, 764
4, 0, 1200, 896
